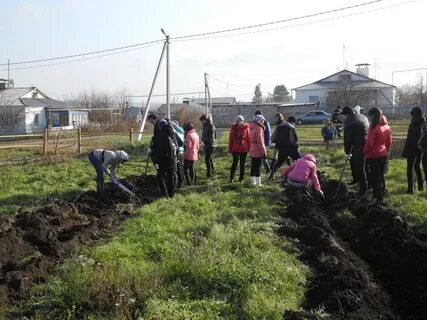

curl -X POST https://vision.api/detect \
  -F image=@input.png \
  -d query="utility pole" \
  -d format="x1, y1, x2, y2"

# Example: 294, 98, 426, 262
161, 28, 170, 120
137, 34, 168, 141
204, 73, 208, 115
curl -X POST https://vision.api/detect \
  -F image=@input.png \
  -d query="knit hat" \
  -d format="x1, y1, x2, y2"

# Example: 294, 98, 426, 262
236, 115, 244, 122
353, 105, 361, 113
158, 119, 168, 129
254, 114, 265, 123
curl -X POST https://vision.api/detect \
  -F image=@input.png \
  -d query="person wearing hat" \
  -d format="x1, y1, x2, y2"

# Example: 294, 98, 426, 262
228, 115, 250, 183
249, 114, 267, 186
148, 114, 178, 198
255, 110, 271, 173
200, 114, 216, 177
402, 106, 426, 193
88, 149, 129, 192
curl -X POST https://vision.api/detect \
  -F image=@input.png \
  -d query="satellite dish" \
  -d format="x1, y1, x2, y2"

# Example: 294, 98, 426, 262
8, 79, 14, 88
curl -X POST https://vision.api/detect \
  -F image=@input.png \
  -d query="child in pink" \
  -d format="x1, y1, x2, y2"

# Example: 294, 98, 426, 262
183, 122, 200, 185
281, 154, 324, 197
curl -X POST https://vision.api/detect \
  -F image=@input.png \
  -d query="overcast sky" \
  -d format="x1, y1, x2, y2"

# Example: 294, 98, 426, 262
0, 0, 426, 104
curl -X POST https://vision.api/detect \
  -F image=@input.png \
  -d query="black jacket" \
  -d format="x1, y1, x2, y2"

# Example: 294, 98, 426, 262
150, 122, 178, 168
202, 122, 216, 145
271, 122, 298, 148
343, 113, 369, 154
403, 116, 426, 157
419, 125, 427, 153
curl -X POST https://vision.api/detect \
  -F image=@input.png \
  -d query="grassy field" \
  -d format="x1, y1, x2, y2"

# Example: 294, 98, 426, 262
1, 120, 426, 318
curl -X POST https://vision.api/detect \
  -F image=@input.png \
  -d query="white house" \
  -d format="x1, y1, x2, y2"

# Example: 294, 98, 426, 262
293, 66, 396, 115
0, 80, 89, 135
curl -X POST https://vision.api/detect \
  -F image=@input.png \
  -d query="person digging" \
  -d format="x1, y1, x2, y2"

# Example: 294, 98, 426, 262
280, 153, 325, 200
88, 149, 130, 193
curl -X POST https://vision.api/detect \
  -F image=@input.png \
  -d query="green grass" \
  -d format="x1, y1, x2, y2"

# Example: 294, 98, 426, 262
25, 176, 307, 319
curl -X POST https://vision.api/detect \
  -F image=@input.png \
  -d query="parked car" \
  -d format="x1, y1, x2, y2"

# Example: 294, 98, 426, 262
295, 110, 332, 124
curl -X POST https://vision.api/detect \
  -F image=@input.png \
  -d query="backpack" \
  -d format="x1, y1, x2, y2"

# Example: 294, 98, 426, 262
323, 127, 335, 140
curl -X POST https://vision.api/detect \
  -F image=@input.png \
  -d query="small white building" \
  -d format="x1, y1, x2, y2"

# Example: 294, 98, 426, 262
293, 66, 396, 115
0, 80, 88, 134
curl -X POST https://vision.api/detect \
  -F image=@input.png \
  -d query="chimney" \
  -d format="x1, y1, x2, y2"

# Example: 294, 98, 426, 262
355, 63, 370, 77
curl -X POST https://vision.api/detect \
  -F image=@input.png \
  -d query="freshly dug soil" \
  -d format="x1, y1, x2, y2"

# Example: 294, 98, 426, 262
281, 178, 427, 320
0, 175, 160, 308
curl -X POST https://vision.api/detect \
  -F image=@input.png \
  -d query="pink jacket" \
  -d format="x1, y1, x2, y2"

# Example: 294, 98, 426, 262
282, 154, 321, 191
249, 121, 266, 158
184, 129, 200, 161
364, 115, 392, 159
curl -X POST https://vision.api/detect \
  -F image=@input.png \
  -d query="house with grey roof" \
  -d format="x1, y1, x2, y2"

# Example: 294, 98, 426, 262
293, 66, 396, 114
0, 79, 88, 134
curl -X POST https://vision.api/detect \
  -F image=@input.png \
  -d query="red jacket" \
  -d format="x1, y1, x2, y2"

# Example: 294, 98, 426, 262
228, 123, 250, 153
249, 121, 266, 158
364, 116, 392, 158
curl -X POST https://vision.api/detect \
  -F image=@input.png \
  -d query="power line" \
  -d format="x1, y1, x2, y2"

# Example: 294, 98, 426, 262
1, 0, 395, 68
172, 0, 387, 40
0, 42, 162, 72
208, 75, 255, 88
174, 0, 416, 43
0, 39, 163, 67
127, 91, 205, 98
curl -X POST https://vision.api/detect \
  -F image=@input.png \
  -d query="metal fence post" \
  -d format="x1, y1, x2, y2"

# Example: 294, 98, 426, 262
42, 129, 48, 155
130, 127, 134, 145
77, 128, 82, 154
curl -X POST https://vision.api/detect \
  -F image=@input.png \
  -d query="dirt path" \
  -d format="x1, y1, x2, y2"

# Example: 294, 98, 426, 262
280, 177, 426, 320
0, 175, 160, 316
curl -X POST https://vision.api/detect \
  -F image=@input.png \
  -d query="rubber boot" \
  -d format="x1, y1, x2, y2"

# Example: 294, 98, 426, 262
257, 176, 262, 186
251, 176, 257, 185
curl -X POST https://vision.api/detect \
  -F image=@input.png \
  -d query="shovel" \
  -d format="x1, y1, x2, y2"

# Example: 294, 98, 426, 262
332, 146, 353, 201
111, 177, 136, 197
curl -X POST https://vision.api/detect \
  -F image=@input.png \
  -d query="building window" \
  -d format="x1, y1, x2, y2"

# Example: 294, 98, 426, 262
309, 96, 319, 103
34, 114, 39, 126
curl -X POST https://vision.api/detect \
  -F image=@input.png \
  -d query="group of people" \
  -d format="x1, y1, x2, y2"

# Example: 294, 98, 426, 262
87, 104, 427, 204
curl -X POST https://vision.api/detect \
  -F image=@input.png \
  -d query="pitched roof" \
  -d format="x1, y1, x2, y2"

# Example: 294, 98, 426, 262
20, 98, 69, 109
125, 106, 143, 118
0, 87, 35, 106
293, 69, 395, 91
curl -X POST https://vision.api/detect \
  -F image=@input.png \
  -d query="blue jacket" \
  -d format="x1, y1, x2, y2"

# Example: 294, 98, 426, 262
264, 120, 271, 147
173, 126, 185, 155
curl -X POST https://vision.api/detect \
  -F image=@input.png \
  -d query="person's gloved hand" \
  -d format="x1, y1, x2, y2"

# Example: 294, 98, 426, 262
318, 190, 325, 200
105, 168, 111, 176
346, 154, 352, 160
148, 148, 152, 155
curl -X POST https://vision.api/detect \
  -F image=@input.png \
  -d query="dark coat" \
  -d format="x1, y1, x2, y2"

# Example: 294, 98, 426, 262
343, 113, 369, 154
150, 122, 178, 169
403, 116, 426, 157
202, 121, 216, 145
271, 122, 298, 148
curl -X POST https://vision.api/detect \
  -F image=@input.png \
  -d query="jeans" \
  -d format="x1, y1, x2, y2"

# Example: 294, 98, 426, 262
204, 143, 214, 177
88, 151, 105, 192
406, 151, 423, 191
176, 153, 184, 188
230, 152, 247, 181
367, 156, 387, 201
350, 149, 367, 195
184, 160, 196, 185
250, 157, 263, 177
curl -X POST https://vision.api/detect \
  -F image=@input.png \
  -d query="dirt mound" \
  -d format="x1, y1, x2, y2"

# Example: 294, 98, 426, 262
0, 175, 160, 308
281, 177, 427, 319
280, 193, 398, 319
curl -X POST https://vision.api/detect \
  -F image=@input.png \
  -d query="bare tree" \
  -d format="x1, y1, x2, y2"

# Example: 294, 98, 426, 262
327, 76, 375, 109
113, 88, 130, 113
397, 74, 427, 114
0, 94, 24, 134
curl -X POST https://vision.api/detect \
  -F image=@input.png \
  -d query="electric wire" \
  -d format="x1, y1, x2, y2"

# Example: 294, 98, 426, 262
0, 0, 403, 68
